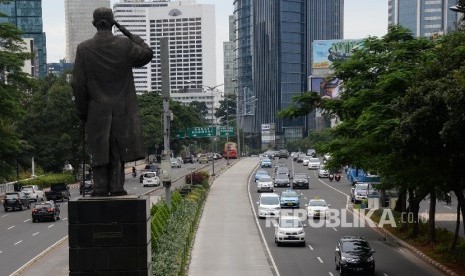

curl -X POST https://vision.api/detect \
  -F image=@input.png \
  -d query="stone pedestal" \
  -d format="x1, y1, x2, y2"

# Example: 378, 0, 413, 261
68, 196, 151, 276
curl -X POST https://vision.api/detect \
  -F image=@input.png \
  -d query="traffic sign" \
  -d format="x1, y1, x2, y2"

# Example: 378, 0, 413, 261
175, 131, 186, 139
219, 126, 235, 137
187, 127, 217, 138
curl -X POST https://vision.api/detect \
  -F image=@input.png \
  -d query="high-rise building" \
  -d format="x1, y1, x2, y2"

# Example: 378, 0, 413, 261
113, 0, 217, 94
0, 0, 47, 78
388, 0, 459, 37
234, 0, 343, 147
65, 0, 110, 62
223, 15, 236, 96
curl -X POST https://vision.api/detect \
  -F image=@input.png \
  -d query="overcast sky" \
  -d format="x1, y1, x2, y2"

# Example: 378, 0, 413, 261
42, 0, 388, 81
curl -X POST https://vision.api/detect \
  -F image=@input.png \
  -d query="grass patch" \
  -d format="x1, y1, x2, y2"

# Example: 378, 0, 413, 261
370, 209, 465, 275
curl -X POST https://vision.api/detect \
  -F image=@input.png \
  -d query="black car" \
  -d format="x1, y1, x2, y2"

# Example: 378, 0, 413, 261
3, 192, 30, 212
292, 173, 309, 189
278, 150, 289, 159
335, 236, 375, 275
32, 201, 60, 222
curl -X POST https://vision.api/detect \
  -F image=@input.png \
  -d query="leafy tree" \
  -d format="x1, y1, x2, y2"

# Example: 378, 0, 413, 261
279, 26, 436, 238
19, 74, 82, 173
0, 8, 34, 179
188, 101, 208, 122
214, 93, 236, 125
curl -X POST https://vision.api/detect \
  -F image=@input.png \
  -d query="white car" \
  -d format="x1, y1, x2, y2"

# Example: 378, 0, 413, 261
302, 156, 311, 166
257, 176, 274, 193
317, 165, 329, 178
170, 157, 181, 168
306, 198, 330, 219
20, 185, 45, 202
257, 193, 280, 218
307, 158, 321, 170
274, 216, 306, 247
142, 172, 161, 187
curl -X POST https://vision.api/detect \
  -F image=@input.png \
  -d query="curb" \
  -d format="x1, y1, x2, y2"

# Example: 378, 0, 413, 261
9, 236, 68, 276
353, 209, 458, 276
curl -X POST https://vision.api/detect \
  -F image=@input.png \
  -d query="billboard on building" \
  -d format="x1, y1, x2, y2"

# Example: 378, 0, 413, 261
312, 39, 363, 69
310, 76, 341, 99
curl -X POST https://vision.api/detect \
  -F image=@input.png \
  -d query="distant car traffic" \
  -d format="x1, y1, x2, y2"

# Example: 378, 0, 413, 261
273, 174, 290, 188
306, 198, 330, 219
170, 157, 182, 168
260, 158, 272, 168
32, 201, 60, 222
278, 149, 289, 159
80, 174, 93, 195
257, 176, 274, 193
198, 154, 209, 164
307, 148, 317, 157
255, 170, 269, 182
317, 165, 330, 178
279, 190, 300, 208
3, 192, 30, 212
302, 156, 311, 166
274, 216, 306, 247
257, 193, 280, 218
292, 173, 309, 189
142, 171, 161, 187
20, 185, 44, 202
45, 183, 70, 202
296, 153, 307, 163
307, 158, 321, 170
335, 236, 376, 275
351, 183, 369, 203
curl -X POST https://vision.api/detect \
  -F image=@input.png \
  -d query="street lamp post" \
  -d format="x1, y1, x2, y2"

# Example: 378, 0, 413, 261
226, 94, 230, 165
231, 79, 241, 159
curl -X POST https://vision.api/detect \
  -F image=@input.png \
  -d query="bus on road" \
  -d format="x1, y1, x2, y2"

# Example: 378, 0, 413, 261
224, 142, 238, 159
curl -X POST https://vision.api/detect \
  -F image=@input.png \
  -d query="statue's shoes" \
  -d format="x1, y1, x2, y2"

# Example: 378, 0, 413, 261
110, 190, 128, 196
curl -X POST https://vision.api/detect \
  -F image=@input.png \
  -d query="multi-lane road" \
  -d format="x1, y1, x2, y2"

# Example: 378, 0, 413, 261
249, 157, 446, 276
0, 159, 228, 276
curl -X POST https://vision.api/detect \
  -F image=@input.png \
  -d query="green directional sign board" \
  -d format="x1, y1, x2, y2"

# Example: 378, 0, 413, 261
187, 127, 217, 138
219, 126, 235, 137
175, 131, 186, 139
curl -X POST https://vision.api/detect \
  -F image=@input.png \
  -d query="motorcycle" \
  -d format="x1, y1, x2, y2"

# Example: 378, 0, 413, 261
132, 167, 137, 178
335, 174, 341, 182
328, 174, 334, 182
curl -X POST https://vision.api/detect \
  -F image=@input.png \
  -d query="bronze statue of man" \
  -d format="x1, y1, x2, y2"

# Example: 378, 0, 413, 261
72, 7, 153, 196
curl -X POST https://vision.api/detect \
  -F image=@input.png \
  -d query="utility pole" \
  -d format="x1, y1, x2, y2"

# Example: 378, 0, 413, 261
160, 37, 171, 206
226, 94, 230, 165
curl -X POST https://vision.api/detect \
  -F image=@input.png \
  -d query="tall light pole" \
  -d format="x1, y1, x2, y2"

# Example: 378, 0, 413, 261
225, 94, 230, 165
186, 81, 224, 176
232, 79, 240, 159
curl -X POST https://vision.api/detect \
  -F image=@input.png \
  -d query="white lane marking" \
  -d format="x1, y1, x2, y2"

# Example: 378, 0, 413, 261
308, 245, 314, 250
32, 232, 39, 236
64, 202, 68, 205
329, 273, 334, 276
24, 219, 31, 223
1, 214, 8, 218
48, 224, 54, 228
384, 273, 389, 276
0, 251, 2, 254
333, 227, 338, 232
14, 240, 23, 245
62, 218, 68, 221
317, 257, 324, 263
8, 225, 15, 230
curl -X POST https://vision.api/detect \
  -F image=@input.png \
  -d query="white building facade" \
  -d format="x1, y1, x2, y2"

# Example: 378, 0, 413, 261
113, 0, 217, 94
65, 0, 111, 62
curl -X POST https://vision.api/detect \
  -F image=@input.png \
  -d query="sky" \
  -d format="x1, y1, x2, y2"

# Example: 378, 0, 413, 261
42, 0, 388, 82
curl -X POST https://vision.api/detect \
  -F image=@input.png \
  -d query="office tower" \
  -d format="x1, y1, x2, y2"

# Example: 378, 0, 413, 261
234, 0, 343, 147
223, 15, 236, 96
65, 0, 110, 62
388, 0, 459, 37
0, 0, 47, 78
114, 0, 216, 93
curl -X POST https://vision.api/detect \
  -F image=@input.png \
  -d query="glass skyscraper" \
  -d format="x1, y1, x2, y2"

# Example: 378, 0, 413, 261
388, 0, 458, 37
234, 0, 343, 146
0, 0, 47, 78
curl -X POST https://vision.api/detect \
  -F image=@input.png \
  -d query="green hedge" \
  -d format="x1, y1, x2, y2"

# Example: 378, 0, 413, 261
18, 173, 75, 189
151, 173, 209, 276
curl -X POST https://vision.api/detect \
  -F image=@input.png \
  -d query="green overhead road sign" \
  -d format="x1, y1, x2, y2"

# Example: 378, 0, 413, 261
219, 126, 235, 137
187, 127, 217, 138
175, 131, 186, 139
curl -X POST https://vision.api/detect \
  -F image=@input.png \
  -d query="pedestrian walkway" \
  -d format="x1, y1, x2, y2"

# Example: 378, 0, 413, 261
188, 157, 273, 276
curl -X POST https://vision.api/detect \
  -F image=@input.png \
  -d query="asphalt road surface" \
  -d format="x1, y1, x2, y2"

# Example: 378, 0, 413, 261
249, 157, 446, 276
0, 159, 227, 276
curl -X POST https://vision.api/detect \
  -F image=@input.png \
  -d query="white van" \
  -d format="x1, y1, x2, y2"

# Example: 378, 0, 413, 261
257, 193, 281, 218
